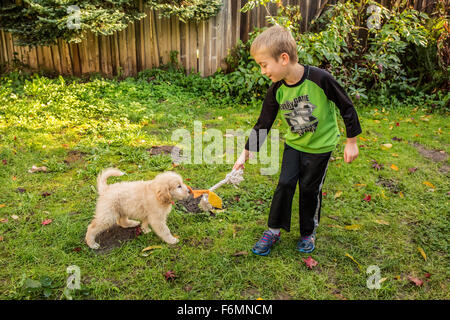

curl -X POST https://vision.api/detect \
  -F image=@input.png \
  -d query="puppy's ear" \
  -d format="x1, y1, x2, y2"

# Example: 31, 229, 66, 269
154, 184, 172, 204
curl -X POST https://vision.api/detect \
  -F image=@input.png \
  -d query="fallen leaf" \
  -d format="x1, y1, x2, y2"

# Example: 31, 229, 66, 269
408, 276, 423, 286
398, 191, 404, 198
344, 224, 362, 230
2, 159, 7, 165
41, 219, 52, 225
424, 273, 431, 278
41, 192, 52, 198
379, 277, 388, 284
354, 184, 366, 187
422, 181, 435, 189
381, 143, 392, 150
164, 270, 177, 281
374, 220, 389, 225
345, 253, 362, 270
363, 194, 371, 202
0, 218, 8, 223
73, 247, 82, 252
142, 245, 163, 252
334, 191, 343, 199
417, 247, 427, 261
408, 167, 418, 173
371, 160, 384, 171
232, 251, 248, 257
11, 215, 19, 220
390, 164, 399, 171
16, 188, 26, 193
0, 204, 6, 208
302, 256, 318, 269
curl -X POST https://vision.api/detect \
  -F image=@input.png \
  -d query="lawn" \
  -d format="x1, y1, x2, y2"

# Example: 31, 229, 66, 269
0, 70, 448, 300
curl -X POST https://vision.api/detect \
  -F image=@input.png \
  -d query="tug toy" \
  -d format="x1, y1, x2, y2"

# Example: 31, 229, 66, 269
186, 169, 244, 211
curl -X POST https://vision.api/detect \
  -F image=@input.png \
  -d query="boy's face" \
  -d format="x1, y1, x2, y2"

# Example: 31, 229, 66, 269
253, 49, 289, 82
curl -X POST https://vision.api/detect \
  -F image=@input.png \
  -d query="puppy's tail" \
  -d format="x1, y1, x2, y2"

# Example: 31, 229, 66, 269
97, 168, 125, 195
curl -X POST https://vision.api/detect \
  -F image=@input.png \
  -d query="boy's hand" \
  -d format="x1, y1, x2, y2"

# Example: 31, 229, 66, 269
233, 149, 252, 171
344, 137, 359, 163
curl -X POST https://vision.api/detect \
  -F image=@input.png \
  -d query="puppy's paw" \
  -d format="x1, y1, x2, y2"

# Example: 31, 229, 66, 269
142, 227, 152, 234
89, 242, 100, 250
166, 237, 179, 245
128, 220, 141, 227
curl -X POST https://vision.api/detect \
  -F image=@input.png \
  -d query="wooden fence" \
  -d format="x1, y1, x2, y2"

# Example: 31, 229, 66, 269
0, 0, 442, 78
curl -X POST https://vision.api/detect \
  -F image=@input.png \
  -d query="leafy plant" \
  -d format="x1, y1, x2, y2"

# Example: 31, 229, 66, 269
145, 0, 222, 23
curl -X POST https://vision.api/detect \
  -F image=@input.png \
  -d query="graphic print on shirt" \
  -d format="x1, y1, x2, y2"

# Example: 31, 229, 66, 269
280, 95, 318, 136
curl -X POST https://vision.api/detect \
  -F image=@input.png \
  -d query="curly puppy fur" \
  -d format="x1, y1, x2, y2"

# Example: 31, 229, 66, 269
85, 168, 191, 249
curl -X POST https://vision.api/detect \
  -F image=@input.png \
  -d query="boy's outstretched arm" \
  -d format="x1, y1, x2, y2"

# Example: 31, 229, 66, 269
233, 83, 280, 171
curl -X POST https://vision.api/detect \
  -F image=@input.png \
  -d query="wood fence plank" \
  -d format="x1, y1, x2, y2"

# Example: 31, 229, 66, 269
128, 21, 137, 76
59, 39, 72, 75
151, 11, 161, 67
118, 28, 128, 77
143, 6, 152, 69
51, 43, 62, 75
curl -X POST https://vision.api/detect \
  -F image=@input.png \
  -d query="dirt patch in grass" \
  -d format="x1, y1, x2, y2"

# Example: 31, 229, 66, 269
411, 142, 448, 162
177, 196, 204, 213
411, 142, 449, 173
64, 150, 87, 165
376, 176, 402, 193
93, 225, 140, 255
147, 145, 183, 163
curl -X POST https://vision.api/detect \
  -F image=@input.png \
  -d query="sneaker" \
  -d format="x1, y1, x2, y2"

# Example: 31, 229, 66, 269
251, 230, 281, 256
296, 232, 316, 253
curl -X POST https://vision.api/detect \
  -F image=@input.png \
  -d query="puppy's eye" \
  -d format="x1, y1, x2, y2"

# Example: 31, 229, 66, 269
178, 185, 182, 188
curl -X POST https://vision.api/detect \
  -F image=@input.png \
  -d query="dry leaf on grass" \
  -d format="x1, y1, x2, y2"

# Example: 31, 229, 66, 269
345, 253, 362, 270
374, 220, 389, 225
417, 247, 427, 261
41, 219, 52, 225
408, 276, 423, 286
302, 256, 318, 269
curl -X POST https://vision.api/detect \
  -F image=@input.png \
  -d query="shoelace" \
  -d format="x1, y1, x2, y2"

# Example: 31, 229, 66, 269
260, 232, 272, 243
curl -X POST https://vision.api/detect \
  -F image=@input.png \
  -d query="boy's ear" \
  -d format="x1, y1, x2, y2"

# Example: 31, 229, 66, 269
280, 52, 290, 65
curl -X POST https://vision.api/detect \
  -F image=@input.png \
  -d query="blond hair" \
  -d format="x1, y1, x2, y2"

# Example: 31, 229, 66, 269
250, 25, 298, 63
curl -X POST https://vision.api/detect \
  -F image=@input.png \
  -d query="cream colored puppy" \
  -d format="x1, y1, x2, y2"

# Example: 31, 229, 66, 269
85, 168, 191, 249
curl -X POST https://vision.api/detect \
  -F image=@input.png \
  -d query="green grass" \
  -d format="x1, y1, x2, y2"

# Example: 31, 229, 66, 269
0, 70, 448, 300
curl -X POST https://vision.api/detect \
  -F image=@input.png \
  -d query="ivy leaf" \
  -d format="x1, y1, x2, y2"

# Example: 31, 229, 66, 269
164, 270, 177, 282
417, 247, 427, 261
41, 219, 52, 225
302, 256, 318, 269
408, 276, 423, 287
371, 160, 384, 171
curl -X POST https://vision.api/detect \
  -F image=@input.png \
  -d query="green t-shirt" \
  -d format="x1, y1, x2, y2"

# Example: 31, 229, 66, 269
245, 65, 362, 153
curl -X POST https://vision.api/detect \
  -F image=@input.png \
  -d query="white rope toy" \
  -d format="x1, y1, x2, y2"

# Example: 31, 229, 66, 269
209, 168, 244, 192
199, 169, 244, 211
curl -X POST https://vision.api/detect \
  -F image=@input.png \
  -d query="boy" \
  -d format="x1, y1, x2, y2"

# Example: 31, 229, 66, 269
233, 25, 362, 255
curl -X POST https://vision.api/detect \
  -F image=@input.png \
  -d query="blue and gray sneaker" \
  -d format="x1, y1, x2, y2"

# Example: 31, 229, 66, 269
296, 232, 316, 253
252, 230, 281, 256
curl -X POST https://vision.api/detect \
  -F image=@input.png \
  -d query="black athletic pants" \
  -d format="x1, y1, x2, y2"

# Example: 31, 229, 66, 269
268, 143, 332, 236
